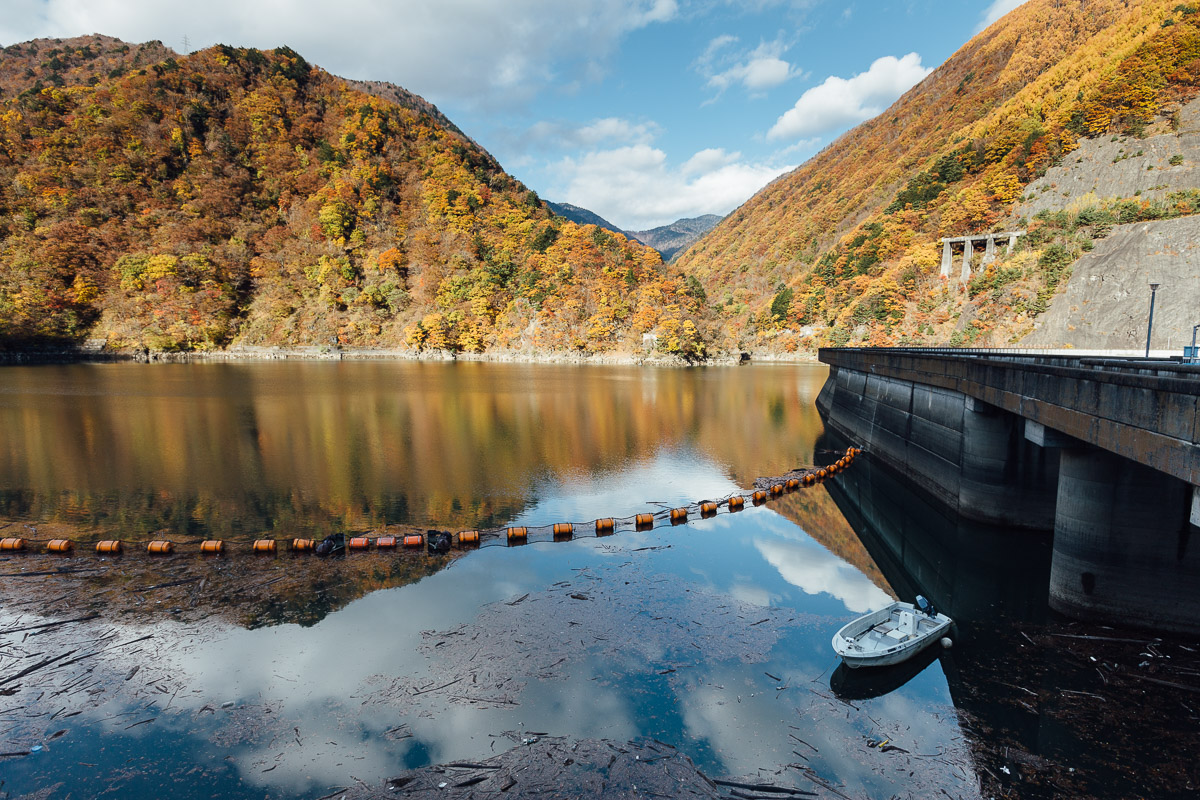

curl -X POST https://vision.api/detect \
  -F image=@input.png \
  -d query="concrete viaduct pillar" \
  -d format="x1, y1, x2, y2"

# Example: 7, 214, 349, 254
1049, 445, 1199, 631
938, 231, 1025, 281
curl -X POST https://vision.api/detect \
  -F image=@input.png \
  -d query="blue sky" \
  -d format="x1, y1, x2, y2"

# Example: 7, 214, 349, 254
2, 0, 1026, 230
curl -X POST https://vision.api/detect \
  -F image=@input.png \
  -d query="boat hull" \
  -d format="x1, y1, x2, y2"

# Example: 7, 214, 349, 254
832, 602, 952, 669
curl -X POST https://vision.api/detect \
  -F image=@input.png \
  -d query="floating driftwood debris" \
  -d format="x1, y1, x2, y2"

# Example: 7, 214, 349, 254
343, 737, 728, 799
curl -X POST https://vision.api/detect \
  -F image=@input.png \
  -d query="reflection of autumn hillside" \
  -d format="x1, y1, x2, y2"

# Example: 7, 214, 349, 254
0, 362, 829, 537
680, 0, 1200, 352
0, 38, 706, 358
0, 542, 454, 629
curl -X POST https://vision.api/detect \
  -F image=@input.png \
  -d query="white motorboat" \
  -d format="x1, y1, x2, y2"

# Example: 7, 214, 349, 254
831, 596, 952, 669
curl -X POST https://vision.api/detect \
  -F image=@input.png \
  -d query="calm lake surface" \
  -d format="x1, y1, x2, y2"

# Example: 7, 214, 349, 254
0, 361, 1190, 799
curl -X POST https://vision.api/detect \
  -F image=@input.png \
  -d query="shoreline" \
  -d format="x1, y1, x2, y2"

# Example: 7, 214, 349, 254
0, 344, 822, 367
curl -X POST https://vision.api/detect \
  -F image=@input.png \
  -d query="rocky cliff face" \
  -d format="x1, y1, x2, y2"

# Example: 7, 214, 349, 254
1020, 216, 1200, 352
1018, 97, 1200, 352
1017, 99, 1200, 219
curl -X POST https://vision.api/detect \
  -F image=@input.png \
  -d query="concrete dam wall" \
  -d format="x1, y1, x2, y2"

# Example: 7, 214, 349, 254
817, 348, 1200, 634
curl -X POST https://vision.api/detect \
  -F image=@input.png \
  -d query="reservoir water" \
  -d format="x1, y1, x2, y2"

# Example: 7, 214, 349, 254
0, 361, 1194, 798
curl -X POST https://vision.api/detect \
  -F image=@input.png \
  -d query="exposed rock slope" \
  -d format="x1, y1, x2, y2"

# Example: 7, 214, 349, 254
1020, 216, 1200, 351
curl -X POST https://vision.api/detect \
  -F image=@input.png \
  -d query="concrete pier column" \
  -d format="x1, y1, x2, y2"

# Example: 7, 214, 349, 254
959, 239, 973, 282
940, 239, 953, 277
958, 399, 1058, 528
1006, 233, 1019, 254
1050, 446, 1200, 633
958, 399, 1011, 523
982, 235, 996, 266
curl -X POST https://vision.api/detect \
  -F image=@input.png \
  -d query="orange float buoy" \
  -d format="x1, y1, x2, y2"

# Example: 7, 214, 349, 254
670, 507, 688, 524
96, 540, 121, 555
595, 518, 615, 536
252, 539, 277, 554
752, 490, 768, 505
700, 502, 718, 517
728, 496, 745, 511
507, 527, 528, 541
403, 534, 423, 548
458, 530, 480, 546
802, 473, 815, 486
47, 539, 73, 553
786, 478, 800, 491
0, 537, 26, 551
635, 513, 655, 529
376, 535, 397, 548
200, 540, 224, 554
770, 484, 784, 495
553, 523, 573, 539
292, 538, 315, 552
147, 540, 174, 555
816, 468, 828, 480
348, 537, 370, 550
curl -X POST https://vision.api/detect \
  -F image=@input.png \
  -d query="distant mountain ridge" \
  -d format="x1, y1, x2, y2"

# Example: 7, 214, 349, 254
628, 215, 723, 262
545, 202, 623, 233
546, 202, 721, 261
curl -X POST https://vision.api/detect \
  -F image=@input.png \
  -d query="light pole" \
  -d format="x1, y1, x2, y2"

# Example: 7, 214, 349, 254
1145, 282, 1160, 358
1192, 323, 1199, 363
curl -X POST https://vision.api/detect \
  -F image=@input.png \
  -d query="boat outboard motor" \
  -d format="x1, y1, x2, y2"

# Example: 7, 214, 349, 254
915, 595, 936, 617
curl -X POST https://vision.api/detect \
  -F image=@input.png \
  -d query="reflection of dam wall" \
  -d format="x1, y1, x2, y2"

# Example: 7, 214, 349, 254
818, 429, 1051, 625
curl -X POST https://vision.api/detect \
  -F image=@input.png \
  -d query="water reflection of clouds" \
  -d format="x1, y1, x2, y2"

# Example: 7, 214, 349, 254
754, 532, 892, 614
0, 518, 966, 800
676, 660, 972, 795
666, 508, 888, 615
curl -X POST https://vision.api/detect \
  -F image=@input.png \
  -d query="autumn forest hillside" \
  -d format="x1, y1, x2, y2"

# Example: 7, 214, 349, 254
0, 35, 708, 358
3, 1, 1199, 362
678, 0, 1200, 353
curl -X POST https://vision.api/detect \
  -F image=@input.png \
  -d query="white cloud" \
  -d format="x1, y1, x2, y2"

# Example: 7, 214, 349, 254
712, 55, 793, 92
977, 0, 1029, 32
767, 52, 931, 140
681, 147, 739, 175
0, 0, 677, 109
701, 36, 797, 96
634, 0, 680, 25
528, 117, 660, 149
556, 144, 792, 231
